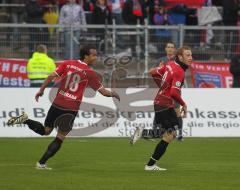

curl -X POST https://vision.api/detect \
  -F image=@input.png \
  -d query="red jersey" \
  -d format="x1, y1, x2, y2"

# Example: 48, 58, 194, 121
151, 60, 186, 108
53, 60, 103, 111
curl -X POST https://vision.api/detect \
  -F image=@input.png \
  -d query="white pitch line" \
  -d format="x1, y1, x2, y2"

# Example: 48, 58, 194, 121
0, 163, 33, 167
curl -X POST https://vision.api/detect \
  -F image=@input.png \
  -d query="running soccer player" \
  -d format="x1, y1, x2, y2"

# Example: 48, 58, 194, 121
131, 42, 184, 143
144, 46, 192, 171
7, 46, 120, 170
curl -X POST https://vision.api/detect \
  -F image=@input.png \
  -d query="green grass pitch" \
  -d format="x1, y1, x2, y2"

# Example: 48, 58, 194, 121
0, 138, 239, 190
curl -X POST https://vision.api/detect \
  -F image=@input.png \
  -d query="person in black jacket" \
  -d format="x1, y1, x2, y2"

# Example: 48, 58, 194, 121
92, 0, 112, 53
230, 55, 240, 88
25, 0, 49, 56
121, 0, 147, 25
121, 0, 147, 57
222, 0, 240, 59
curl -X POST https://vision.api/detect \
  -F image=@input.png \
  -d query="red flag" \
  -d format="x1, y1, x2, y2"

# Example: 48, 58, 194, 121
189, 61, 233, 88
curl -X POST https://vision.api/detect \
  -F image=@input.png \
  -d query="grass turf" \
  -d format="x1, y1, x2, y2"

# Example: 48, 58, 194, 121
0, 138, 239, 190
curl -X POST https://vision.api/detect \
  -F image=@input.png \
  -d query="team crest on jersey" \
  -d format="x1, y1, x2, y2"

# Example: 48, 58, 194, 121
176, 81, 181, 87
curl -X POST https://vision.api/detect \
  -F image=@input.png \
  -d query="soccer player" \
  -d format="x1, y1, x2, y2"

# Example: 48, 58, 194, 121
151, 42, 184, 140
144, 46, 192, 171
131, 42, 184, 143
7, 46, 120, 170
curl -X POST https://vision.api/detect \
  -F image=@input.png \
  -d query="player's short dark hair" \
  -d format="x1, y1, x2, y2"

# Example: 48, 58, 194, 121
80, 45, 96, 60
36, 44, 47, 53
176, 46, 191, 57
165, 41, 175, 47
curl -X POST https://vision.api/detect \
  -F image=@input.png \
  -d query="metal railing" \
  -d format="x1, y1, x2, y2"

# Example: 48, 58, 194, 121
0, 23, 239, 87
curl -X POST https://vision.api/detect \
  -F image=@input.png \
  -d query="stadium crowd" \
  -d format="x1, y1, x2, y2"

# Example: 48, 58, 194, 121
0, 0, 239, 58
2, 0, 239, 27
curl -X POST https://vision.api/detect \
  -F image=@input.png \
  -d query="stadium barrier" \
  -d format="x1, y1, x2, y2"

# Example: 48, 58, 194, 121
0, 23, 239, 87
0, 88, 240, 137
1, 17, 239, 60
0, 58, 233, 88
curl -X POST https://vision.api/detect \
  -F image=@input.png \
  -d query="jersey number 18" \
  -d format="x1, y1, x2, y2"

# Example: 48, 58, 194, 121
65, 71, 81, 92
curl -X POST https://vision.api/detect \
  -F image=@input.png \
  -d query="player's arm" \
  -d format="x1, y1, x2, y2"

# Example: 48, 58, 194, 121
98, 87, 120, 101
148, 58, 164, 73
170, 88, 187, 118
35, 72, 58, 102
170, 88, 185, 106
88, 70, 120, 101
170, 73, 187, 117
159, 61, 164, 68
149, 66, 166, 87
149, 65, 165, 78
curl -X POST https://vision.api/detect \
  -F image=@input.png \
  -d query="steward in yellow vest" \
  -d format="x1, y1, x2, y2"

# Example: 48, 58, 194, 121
27, 44, 56, 87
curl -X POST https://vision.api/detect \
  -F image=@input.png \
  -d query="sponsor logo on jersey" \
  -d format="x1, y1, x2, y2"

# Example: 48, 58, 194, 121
176, 81, 181, 87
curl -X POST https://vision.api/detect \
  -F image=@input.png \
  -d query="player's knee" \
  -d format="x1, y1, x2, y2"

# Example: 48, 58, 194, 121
163, 130, 177, 142
56, 134, 66, 141
56, 130, 69, 141
44, 127, 53, 135
162, 132, 173, 143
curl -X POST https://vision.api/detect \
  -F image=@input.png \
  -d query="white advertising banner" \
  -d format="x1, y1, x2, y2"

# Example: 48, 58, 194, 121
0, 88, 240, 137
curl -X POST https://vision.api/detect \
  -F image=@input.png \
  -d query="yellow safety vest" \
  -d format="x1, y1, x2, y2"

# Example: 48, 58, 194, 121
27, 52, 56, 80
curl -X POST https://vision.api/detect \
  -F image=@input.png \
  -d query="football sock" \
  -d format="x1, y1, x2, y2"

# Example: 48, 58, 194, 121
39, 137, 63, 164
177, 117, 183, 137
147, 140, 169, 166
24, 119, 45, 135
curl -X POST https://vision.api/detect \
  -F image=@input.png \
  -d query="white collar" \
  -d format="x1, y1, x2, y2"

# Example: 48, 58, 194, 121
77, 60, 87, 66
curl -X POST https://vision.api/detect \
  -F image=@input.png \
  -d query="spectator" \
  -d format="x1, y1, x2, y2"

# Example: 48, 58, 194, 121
153, 7, 174, 55
107, 0, 125, 48
107, 0, 124, 24
92, 0, 112, 25
92, 0, 112, 53
7, 0, 25, 50
222, 0, 240, 59
59, 0, 87, 60
151, 41, 176, 68
148, 0, 165, 24
185, 8, 199, 47
199, 0, 214, 49
42, 2, 59, 36
230, 55, 240, 88
79, 0, 94, 24
122, 0, 147, 57
122, 0, 146, 25
25, 0, 49, 56
27, 44, 56, 87
169, 4, 187, 46
201, 0, 224, 49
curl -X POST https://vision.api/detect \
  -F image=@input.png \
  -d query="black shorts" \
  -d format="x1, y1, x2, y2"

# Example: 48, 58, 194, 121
154, 105, 179, 132
44, 104, 78, 132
